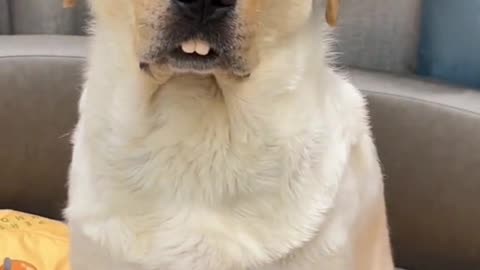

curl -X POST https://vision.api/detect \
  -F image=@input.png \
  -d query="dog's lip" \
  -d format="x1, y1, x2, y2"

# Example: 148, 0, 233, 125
169, 46, 220, 61
160, 44, 222, 72
139, 47, 221, 74
139, 38, 233, 74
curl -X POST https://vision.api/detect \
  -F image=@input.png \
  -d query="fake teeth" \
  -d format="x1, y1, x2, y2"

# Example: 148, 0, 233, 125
180, 40, 211, 56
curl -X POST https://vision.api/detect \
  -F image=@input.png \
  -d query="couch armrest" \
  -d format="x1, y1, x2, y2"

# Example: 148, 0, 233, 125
0, 35, 86, 219
352, 68, 480, 270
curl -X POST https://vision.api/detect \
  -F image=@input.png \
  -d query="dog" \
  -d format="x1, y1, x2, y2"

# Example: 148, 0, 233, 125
65, 0, 395, 269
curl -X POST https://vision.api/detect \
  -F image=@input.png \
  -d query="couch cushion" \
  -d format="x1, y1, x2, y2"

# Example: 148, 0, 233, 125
1, 35, 479, 270
417, 0, 480, 89
351, 68, 480, 270
0, 35, 86, 220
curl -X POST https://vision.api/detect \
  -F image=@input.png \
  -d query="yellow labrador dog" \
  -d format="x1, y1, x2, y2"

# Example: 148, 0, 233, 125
65, 0, 395, 269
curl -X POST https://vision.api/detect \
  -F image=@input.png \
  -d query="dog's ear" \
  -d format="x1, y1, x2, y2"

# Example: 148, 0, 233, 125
63, 0, 76, 8
325, 0, 340, 26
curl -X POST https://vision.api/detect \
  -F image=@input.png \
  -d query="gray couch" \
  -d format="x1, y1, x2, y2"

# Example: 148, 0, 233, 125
1, 1, 480, 270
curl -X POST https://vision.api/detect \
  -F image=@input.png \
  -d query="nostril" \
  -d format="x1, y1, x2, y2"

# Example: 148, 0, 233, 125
175, 0, 197, 3
174, 0, 236, 5
172, 0, 236, 22
212, 0, 236, 7
173, 0, 200, 8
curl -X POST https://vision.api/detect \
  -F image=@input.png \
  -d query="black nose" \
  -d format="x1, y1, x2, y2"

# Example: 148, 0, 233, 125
172, 0, 236, 23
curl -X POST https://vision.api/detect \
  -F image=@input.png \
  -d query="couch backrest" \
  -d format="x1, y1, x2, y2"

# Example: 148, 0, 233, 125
336, 0, 422, 73
0, 0, 9, 34
0, 0, 88, 35
0, 0, 422, 74
0, 36, 85, 219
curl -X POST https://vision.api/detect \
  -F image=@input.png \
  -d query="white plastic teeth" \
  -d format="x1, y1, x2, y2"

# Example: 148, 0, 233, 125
180, 40, 211, 56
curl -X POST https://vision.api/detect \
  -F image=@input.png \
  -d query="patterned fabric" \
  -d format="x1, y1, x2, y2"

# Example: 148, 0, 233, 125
0, 210, 69, 270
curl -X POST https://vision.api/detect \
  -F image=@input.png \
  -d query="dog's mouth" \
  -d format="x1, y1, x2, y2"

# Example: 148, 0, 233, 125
159, 39, 221, 73
140, 31, 250, 77
140, 39, 222, 76
176, 40, 217, 58
169, 39, 220, 69
139, 38, 232, 77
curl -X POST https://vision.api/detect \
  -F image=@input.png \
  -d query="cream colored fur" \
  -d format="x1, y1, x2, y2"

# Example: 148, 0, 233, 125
65, 1, 395, 269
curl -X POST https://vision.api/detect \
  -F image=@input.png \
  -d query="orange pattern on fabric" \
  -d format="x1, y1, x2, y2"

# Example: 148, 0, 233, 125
0, 258, 37, 270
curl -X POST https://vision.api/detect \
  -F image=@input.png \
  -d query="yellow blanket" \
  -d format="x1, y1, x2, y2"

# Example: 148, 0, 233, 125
0, 210, 69, 270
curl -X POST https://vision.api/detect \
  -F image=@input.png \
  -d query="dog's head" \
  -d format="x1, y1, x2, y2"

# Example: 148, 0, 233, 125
86, 0, 339, 77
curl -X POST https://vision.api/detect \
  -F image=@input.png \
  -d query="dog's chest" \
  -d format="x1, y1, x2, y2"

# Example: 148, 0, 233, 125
79, 80, 338, 268
97, 133, 327, 269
